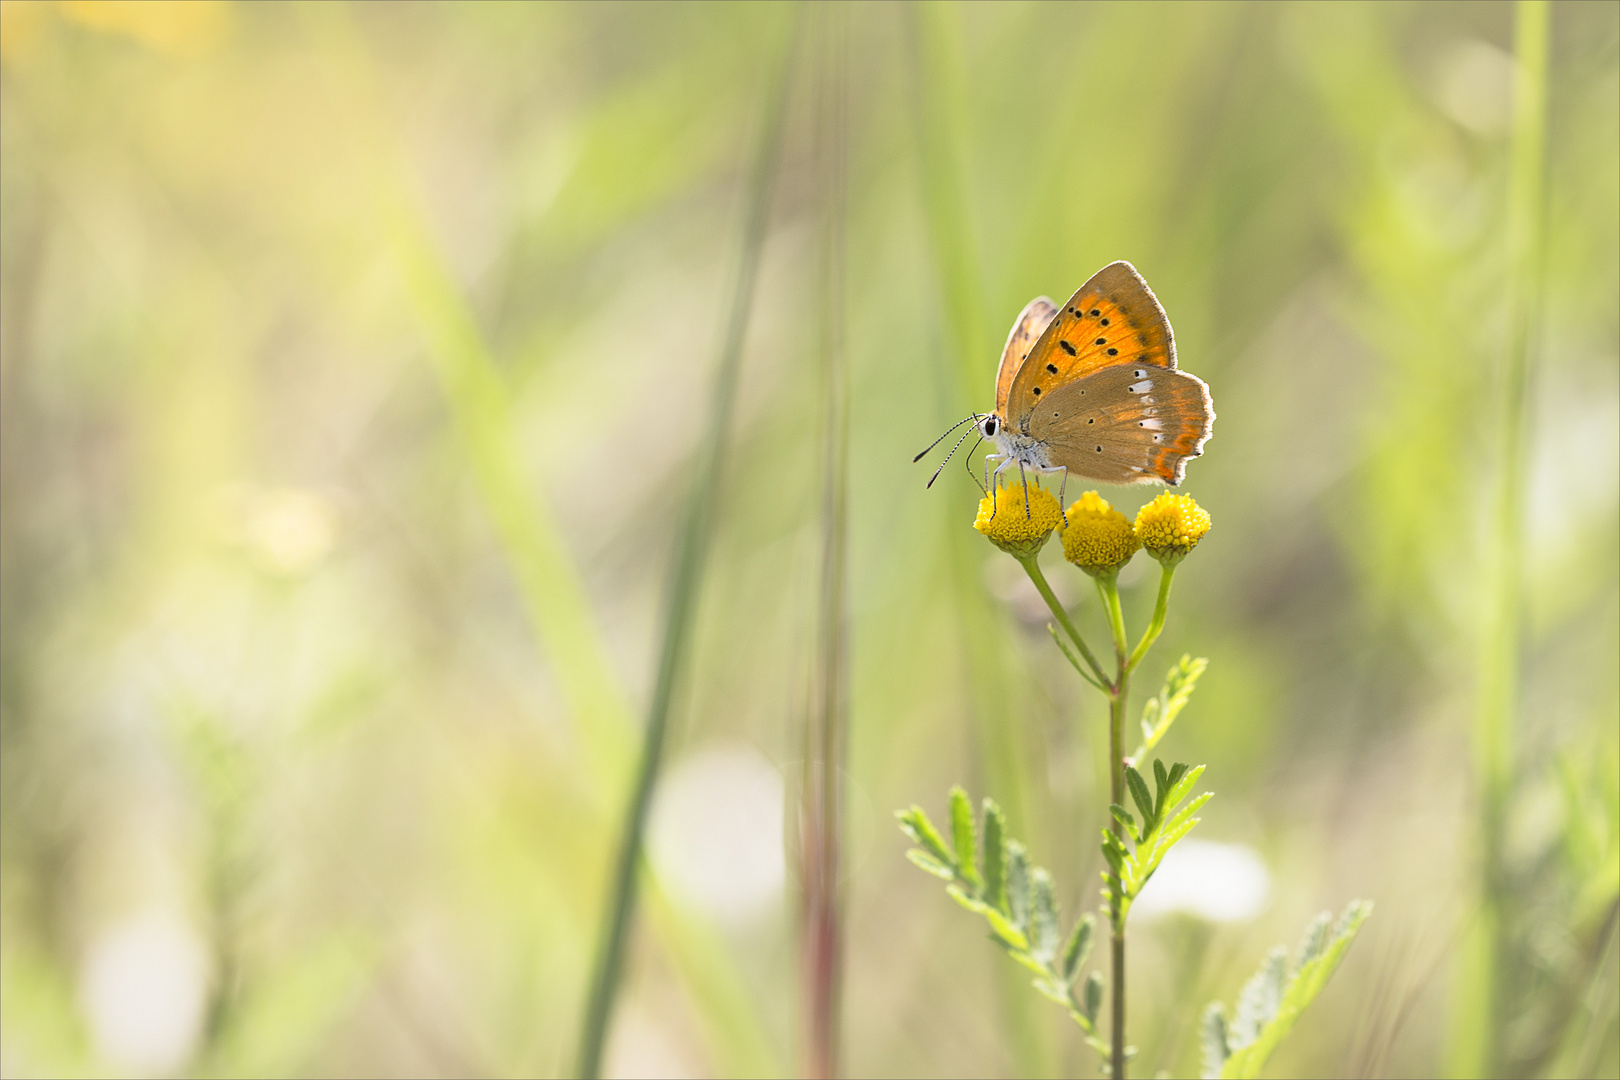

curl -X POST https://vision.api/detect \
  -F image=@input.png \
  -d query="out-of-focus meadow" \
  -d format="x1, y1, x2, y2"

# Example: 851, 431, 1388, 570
1, 2, 1616, 1077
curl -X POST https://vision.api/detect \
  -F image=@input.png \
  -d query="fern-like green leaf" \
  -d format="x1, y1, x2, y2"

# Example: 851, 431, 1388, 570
899, 788, 1117, 1070
1203, 901, 1374, 1079
1131, 654, 1208, 762
1100, 760, 1211, 923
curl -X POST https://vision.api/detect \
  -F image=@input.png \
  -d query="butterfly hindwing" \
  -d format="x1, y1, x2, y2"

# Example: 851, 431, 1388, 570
995, 296, 1059, 415
1028, 363, 1213, 486
1007, 262, 1175, 434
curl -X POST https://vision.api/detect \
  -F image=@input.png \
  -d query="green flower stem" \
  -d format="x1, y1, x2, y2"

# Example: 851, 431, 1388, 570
1021, 556, 1110, 689
1098, 577, 1130, 669
1125, 563, 1176, 675
1100, 574, 1131, 1079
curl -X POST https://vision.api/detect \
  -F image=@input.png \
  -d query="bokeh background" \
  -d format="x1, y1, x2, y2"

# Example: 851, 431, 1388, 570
1, 2, 1615, 1078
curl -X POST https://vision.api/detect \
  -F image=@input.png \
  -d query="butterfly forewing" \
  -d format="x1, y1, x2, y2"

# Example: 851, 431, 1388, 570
995, 296, 1058, 415
1007, 261, 1175, 434
1029, 364, 1213, 486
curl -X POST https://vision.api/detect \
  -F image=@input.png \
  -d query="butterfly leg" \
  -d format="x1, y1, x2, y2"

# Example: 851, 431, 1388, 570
985, 455, 1011, 522
1058, 466, 1069, 525
962, 435, 988, 495
1017, 460, 1031, 519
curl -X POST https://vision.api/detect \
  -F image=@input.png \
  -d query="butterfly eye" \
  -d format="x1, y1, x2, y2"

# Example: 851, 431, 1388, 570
983, 418, 998, 437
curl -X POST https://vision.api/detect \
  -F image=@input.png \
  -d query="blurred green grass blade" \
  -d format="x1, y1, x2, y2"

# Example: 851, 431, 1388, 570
575, 11, 801, 1078
908, 0, 988, 404
1459, 3, 1550, 1076
907, 7, 1047, 1069
387, 210, 635, 791
314, 7, 788, 1073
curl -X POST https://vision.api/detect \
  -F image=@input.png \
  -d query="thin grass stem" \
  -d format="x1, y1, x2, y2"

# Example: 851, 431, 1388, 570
803, 6, 850, 1077
574, 16, 802, 1078
907, 4, 1047, 1070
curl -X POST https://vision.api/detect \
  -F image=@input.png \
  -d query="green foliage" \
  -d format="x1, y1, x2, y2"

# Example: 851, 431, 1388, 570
1130, 654, 1208, 764
1098, 760, 1211, 925
898, 790, 1113, 1061
1200, 901, 1374, 1079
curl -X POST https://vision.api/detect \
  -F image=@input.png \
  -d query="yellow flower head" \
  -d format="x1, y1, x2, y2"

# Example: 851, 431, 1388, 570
1060, 491, 1140, 578
1134, 492, 1211, 565
974, 482, 1062, 559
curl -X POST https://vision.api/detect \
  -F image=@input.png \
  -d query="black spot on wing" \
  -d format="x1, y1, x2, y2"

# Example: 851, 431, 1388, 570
1059, 340, 1077, 356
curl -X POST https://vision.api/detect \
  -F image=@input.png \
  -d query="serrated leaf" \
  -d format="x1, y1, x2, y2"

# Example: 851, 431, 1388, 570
982, 799, 1007, 913
949, 787, 979, 888
1130, 655, 1209, 760
1006, 841, 1031, 933
906, 849, 955, 880
1126, 766, 1154, 825
1100, 833, 1125, 875
1200, 1003, 1230, 1079
1030, 869, 1059, 963
1232, 947, 1287, 1047
1109, 804, 1140, 842
1153, 758, 1171, 815
1162, 763, 1206, 815
1294, 911, 1331, 970
899, 806, 955, 869
1062, 915, 1095, 982
1082, 971, 1104, 1024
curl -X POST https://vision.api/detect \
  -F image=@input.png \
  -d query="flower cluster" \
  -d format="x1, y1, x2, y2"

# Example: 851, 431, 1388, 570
974, 484, 1211, 574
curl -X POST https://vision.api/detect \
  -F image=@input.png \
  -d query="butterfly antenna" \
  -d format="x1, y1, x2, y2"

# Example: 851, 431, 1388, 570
913, 414, 981, 463
926, 423, 982, 489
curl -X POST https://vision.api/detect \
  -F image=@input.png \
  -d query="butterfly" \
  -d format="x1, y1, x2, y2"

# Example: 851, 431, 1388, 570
919, 261, 1214, 508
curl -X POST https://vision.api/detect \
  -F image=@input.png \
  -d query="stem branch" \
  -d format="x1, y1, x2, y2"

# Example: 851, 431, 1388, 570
1022, 556, 1110, 689
1126, 563, 1175, 674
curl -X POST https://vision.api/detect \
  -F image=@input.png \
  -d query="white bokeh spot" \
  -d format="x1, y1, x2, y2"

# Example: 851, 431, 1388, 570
648, 743, 785, 925
80, 910, 210, 1075
1133, 838, 1271, 923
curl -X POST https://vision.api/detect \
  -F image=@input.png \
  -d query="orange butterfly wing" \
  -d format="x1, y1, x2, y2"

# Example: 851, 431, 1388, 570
1028, 364, 1214, 485
1006, 261, 1175, 434
995, 296, 1058, 415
